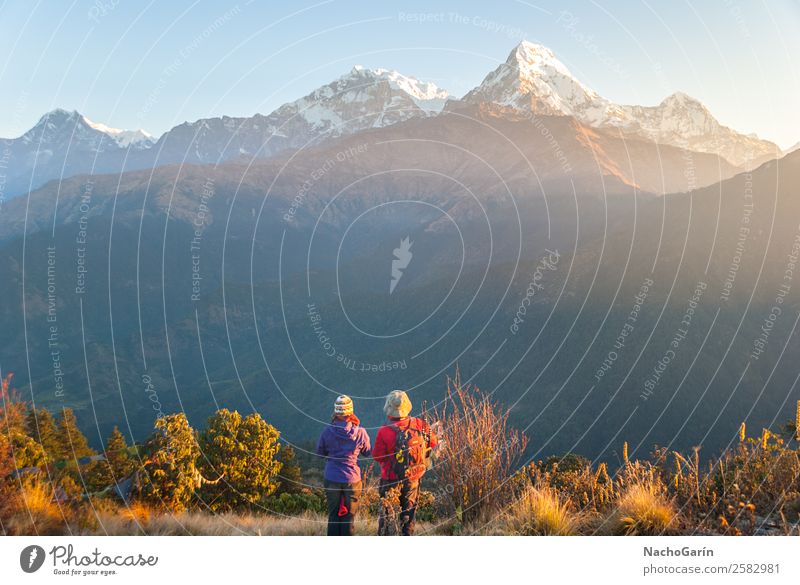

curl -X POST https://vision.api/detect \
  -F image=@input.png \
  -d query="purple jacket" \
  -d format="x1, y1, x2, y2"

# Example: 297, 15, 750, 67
316, 418, 372, 484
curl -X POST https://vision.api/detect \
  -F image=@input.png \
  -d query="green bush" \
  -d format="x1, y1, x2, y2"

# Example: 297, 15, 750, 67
263, 491, 325, 515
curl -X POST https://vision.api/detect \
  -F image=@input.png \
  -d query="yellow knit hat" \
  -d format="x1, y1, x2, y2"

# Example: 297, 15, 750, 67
334, 395, 354, 416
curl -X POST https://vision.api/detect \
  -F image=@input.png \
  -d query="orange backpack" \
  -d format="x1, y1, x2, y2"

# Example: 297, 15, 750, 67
392, 419, 430, 480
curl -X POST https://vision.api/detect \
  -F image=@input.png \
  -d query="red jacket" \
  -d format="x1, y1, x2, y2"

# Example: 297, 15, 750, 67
373, 417, 438, 481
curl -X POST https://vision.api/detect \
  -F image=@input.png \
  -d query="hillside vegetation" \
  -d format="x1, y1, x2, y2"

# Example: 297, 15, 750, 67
2, 372, 799, 536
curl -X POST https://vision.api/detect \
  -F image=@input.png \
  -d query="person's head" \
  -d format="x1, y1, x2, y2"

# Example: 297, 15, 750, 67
333, 394, 354, 419
384, 389, 412, 419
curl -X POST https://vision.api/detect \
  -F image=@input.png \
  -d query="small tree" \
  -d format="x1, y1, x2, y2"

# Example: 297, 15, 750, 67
85, 426, 135, 493
140, 413, 200, 512
55, 408, 94, 461
26, 407, 60, 462
105, 426, 135, 478
431, 371, 528, 525
197, 409, 282, 512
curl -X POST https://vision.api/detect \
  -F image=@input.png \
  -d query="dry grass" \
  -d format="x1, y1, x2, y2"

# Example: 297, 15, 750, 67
609, 483, 676, 535
2, 479, 67, 535
86, 509, 326, 536
502, 486, 580, 535
78, 508, 405, 536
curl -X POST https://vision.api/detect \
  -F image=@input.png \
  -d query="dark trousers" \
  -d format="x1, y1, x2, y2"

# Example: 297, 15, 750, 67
324, 480, 361, 536
379, 478, 420, 536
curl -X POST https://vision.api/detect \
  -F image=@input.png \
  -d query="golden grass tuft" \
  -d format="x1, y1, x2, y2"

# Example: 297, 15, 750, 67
611, 483, 676, 535
120, 500, 153, 526
503, 486, 580, 535
4, 479, 67, 535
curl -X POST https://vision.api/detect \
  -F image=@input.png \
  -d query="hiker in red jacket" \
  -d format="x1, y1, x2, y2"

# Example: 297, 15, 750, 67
372, 390, 437, 535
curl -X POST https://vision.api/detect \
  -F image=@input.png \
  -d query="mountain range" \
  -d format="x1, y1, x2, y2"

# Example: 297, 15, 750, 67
1, 41, 782, 200
1, 41, 798, 463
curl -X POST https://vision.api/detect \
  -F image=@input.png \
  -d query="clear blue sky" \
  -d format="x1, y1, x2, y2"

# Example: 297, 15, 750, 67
1, 0, 798, 148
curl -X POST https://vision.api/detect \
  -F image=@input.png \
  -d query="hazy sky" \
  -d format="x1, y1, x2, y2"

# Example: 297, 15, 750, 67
1, 0, 798, 148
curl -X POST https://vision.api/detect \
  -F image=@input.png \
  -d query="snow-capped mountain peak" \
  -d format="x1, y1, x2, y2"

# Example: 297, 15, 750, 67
313, 65, 449, 117
263, 65, 449, 138
81, 115, 154, 147
347, 66, 448, 109
19, 108, 154, 150
512, 40, 579, 82
464, 40, 780, 167
661, 91, 697, 105
464, 40, 609, 121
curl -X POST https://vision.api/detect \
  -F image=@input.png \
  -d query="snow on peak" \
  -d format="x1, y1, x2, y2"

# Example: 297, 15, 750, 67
270, 66, 450, 135
342, 66, 448, 110
82, 115, 154, 147
660, 92, 703, 108
464, 39, 606, 119
511, 41, 573, 79
464, 41, 780, 167
19, 108, 154, 149
35, 108, 81, 125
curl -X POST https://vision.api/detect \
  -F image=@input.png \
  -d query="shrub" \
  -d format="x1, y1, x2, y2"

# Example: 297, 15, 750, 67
139, 413, 200, 512
263, 491, 325, 515
431, 370, 527, 524
197, 409, 282, 512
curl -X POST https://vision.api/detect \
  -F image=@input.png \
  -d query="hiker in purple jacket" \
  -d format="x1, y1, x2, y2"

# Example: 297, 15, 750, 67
316, 395, 371, 536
